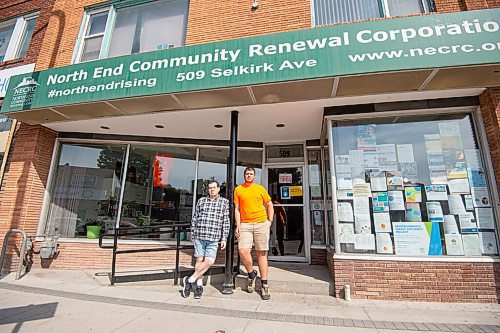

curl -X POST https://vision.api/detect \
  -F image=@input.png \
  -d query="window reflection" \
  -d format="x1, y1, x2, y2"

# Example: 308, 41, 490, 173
45, 143, 126, 238
120, 145, 196, 240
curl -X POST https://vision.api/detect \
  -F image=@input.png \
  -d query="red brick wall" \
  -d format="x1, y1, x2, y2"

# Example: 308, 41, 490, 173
0, 124, 57, 271
185, 0, 311, 45
434, 0, 500, 12
328, 254, 500, 303
311, 248, 327, 265
0, 0, 56, 70
479, 88, 500, 192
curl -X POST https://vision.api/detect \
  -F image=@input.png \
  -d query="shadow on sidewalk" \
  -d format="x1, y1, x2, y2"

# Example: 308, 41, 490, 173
0, 302, 58, 333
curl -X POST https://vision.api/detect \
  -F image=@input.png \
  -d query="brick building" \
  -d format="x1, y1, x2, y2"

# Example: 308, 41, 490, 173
0, 0, 499, 302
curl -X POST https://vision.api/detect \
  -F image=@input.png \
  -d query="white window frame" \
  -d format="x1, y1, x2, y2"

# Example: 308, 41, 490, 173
0, 12, 39, 62
72, 7, 115, 64
72, 0, 189, 64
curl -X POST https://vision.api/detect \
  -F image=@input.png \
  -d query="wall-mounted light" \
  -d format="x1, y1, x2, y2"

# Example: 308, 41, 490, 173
252, 0, 259, 10
155, 124, 165, 129
100, 126, 110, 130
276, 123, 285, 128
214, 124, 224, 128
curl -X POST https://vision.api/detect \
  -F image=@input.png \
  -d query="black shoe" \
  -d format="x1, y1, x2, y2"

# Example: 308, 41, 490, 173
271, 247, 278, 256
182, 276, 193, 298
247, 270, 257, 293
194, 285, 203, 299
261, 284, 270, 300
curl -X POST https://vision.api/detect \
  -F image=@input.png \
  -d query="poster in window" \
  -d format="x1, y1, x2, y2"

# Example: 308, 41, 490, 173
445, 234, 465, 256
376, 233, 393, 254
356, 124, 377, 151
371, 192, 389, 212
386, 171, 403, 190
471, 187, 490, 207
424, 185, 448, 201
153, 153, 173, 188
393, 222, 443, 256
404, 186, 422, 203
405, 202, 422, 222
462, 234, 482, 256
388, 191, 405, 211
426, 202, 444, 222
475, 208, 495, 230
479, 232, 498, 255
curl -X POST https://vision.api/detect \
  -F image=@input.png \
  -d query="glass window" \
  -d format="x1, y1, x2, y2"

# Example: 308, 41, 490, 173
108, 0, 188, 57
45, 143, 126, 238
308, 149, 326, 245
313, 0, 381, 26
331, 113, 497, 256
324, 147, 334, 246
386, 0, 429, 17
79, 11, 109, 62
16, 16, 37, 58
313, 0, 431, 26
0, 14, 38, 62
0, 23, 16, 62
120, 145, 196, 240
197, 147, 263, 200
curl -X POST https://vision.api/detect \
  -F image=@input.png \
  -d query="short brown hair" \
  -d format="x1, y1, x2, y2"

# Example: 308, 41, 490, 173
244, 166, 255, 174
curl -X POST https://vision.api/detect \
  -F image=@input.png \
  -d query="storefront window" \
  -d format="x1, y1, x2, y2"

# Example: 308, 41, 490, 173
332, 113, 498, 256
45, 143, 126, 238
307, 149, 326, 245
197, 148, 262, 200
324, 147, 334, 246
120, 145, 196, 240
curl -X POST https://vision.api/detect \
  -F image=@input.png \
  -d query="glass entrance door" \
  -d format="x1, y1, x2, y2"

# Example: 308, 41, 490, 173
266, 166, 306, 261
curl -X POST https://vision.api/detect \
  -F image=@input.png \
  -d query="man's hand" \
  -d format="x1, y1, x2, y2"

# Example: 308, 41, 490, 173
235, 226, 241, 239
220, 240, 226, 250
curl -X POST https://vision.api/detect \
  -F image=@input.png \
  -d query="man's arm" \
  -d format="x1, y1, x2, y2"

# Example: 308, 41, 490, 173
234, 204, 241, 239
191, 199, 201, 236
265, 200, 274, 222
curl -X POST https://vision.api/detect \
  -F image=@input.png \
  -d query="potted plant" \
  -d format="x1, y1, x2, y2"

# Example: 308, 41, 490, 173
85, 218, 103, 239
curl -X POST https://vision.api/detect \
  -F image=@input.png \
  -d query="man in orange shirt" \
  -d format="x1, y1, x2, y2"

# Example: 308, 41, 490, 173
234, 166, 274, 300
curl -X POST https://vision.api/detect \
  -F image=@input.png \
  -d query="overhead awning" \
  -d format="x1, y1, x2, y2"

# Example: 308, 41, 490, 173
1, 8, 499, 125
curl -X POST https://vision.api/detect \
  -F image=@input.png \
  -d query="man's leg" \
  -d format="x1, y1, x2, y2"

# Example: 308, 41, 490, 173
190, 256, 214, 281
256, 250, 268, 280
238, 248, 254, 274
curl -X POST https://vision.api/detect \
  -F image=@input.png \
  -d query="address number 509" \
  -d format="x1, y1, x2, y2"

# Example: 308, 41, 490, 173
176, 70, 206, 82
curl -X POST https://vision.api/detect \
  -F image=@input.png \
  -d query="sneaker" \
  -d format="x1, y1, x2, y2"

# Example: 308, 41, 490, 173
181, 276, 192, 298
261, 284, 270, 300
247, 270, 257, 293
194, 285, 203, 299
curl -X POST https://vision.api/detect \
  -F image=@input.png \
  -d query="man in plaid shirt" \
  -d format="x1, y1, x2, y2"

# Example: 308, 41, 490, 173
182, 180, 230, 299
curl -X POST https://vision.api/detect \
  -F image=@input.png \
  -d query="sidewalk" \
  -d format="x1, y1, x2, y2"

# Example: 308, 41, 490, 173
0, 268, 499, 333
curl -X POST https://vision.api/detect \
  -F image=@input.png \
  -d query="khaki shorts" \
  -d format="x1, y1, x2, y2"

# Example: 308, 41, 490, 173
239, 221, 271, 251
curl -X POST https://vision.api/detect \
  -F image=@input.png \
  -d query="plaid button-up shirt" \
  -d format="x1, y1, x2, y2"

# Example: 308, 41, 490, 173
191, 195, 230, 242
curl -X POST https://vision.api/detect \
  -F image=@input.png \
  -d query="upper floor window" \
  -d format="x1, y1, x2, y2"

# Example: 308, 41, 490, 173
313, 0, 432, 26
0, 13, 38, 62
74, 0, 189, 63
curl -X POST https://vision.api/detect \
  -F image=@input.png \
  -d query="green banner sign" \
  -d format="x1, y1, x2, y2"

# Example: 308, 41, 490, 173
2, 9, 499, 112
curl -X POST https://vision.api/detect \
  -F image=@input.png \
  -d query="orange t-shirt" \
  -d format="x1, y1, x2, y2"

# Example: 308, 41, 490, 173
234, 183, 271, 223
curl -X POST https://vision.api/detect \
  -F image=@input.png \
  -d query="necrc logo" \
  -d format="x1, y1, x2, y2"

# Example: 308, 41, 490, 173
10, 77, 39, 108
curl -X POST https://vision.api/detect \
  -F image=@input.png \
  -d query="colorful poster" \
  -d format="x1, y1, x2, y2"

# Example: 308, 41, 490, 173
445, 234, 465, 256
393, 222, 443, 256
376, 233, 393, 254
404, 186, 422, 203
426, 202, 444, 222
153, 153, 174, 187
386, 171, 403, 190
446, 163, 468, 179
425, 185, 448, 201
405, 202, 422, 222
290, 186, 303, 197
280, 186, 290, 200
356, 124, 377, 151
468, 169, 487, 188
388, 191, 405, 210
371, 192, 389, 212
